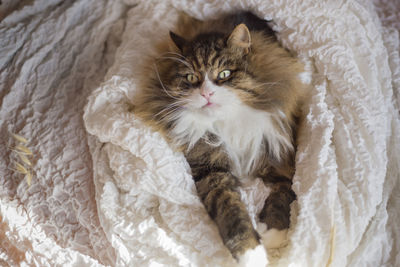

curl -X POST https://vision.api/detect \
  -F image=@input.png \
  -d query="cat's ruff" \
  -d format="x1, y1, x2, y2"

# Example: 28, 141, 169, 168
170, 76, 293, 178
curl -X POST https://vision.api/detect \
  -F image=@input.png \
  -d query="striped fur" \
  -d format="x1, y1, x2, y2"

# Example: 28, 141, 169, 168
134, 12, 306, 261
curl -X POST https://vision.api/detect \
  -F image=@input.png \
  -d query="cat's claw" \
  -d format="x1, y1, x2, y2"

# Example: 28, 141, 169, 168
262, 228, 288, 249
237, 244, 268, 267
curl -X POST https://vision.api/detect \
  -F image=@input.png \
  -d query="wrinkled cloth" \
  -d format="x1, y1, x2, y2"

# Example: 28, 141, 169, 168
0, 0, 127, 266
1, 0, 400, 266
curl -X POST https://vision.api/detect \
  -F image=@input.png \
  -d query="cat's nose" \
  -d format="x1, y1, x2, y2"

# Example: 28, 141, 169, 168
200, 89, 214, 100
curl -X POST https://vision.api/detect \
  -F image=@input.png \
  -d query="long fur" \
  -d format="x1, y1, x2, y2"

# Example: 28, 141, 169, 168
133, 11, 306, 261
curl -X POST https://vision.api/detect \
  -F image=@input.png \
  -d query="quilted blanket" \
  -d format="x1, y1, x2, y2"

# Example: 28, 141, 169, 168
1, 0, 400, 266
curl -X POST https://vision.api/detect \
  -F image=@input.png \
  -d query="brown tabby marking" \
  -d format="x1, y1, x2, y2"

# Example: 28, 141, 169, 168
134, 12, 306, 261
196, 172, 260, 257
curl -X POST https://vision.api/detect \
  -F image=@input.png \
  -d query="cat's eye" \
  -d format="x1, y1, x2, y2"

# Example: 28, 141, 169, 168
186, 74, 198, 84
218, 70, 232, 80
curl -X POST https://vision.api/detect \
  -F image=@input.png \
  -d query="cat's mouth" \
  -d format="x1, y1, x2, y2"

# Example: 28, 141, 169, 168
202, 101, 218, 108
203, 102, 214, 107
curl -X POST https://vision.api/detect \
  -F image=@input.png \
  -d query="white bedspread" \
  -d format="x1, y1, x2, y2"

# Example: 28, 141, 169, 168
1, 0, 400, 266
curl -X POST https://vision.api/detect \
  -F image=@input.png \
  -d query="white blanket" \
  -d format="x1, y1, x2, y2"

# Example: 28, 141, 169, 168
84, 0, 400, 266
1, 0, 400, 266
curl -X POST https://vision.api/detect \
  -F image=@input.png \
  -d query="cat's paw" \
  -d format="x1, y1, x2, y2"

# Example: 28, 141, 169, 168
261, 228, 288, 249
237, 244, 268, 267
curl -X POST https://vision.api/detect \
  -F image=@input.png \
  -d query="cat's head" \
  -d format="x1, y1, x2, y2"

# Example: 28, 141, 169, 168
135, 21, 305, 149
154, 24, 270, 121
141, 21, 303, 142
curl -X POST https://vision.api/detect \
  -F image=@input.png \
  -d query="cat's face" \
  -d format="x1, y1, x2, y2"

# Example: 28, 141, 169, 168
157, 24, 262, 120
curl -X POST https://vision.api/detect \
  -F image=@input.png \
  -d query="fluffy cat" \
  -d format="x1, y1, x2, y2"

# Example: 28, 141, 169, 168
134, 11, 306, 266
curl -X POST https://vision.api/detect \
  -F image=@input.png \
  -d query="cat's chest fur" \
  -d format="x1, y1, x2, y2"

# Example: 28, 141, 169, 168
171, 104, 292, 179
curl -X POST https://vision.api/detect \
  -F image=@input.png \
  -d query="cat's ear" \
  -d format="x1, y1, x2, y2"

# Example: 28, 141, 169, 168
227, 24, 251, 54
170, 31, 187, 51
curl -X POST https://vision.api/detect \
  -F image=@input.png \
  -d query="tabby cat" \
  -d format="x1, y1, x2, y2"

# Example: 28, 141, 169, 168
134, 11, 306, 266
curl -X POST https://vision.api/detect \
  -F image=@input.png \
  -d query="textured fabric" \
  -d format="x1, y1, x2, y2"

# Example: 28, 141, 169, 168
1, 0, 400, 266
0, 0, 127, 265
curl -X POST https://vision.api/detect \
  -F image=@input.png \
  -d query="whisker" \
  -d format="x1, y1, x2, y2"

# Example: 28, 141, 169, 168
162, 52, 191, 65
154, 100, 187, 118
160, 107, 184, 122
157, 97, 197, 122
162, 51, 187, 59
176, 78, 195, 97
157, 56, 193, 71
154, 63, 183, 101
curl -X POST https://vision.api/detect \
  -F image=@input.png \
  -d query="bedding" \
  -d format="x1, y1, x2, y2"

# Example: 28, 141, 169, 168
1, 0, 400, 266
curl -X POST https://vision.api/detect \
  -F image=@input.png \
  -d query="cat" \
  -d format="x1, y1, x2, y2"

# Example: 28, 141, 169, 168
134, 11, 306, 266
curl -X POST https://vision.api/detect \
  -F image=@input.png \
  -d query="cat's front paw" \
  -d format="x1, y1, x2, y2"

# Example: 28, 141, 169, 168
237, 244, 268, 267
261, 228, 288, 249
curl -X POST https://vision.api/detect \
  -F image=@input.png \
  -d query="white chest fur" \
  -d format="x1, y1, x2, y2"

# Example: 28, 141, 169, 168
211, 106, 287, 177
169, 79, 292, 178
171, 100, 292, 178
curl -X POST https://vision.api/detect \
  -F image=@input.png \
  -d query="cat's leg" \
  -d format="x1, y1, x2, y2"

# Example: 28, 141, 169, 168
259, 175, 296, 249
196, 172, 268, 267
